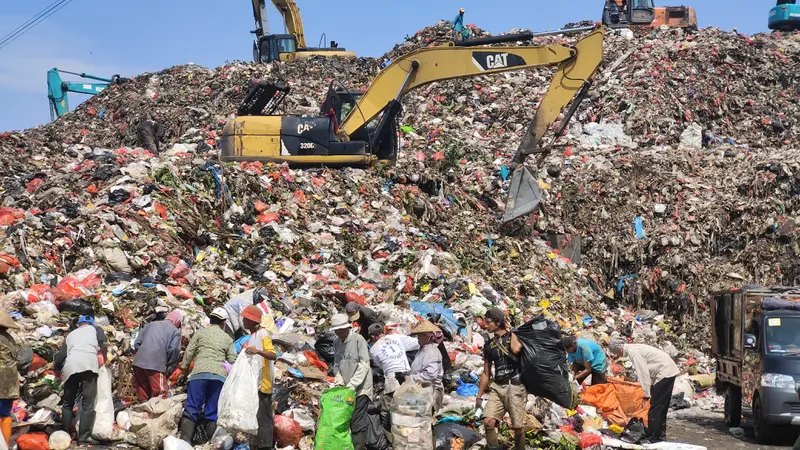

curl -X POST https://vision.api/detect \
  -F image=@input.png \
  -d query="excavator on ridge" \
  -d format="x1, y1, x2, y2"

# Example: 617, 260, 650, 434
602, 0, 698, 30
251, 0, 355, 63
222, 26, 605, 222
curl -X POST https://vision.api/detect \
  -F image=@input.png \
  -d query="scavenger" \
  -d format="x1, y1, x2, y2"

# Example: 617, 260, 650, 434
132, 310, 182, 401
54, 315, 102, 443
563, 336, 608, 385
368, 324, 418, 412
331, 313, 373, 450
345, 302, 382, 342
609, 338, 679, 443
179, 308, 236, 443
408, 320, 445, 412
241, 305, 278, 450
476, 308, 526, 450
0, 310, 20, 447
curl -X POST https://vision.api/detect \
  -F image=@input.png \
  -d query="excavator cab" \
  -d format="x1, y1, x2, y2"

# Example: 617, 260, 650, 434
769, 0, 800, 31
255, 34, 299, 63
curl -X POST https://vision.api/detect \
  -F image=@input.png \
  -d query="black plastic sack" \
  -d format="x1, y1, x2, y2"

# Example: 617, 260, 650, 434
433, 423, 481, 450
17, 347, 33, 373
515, 316, 573, 407
57, 299, 94, 316
366, 413, 390, 450
315, 330, 337, 367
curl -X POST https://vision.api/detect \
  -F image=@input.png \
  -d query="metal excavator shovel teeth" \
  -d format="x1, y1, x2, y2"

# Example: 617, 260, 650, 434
502, 167, 542, 223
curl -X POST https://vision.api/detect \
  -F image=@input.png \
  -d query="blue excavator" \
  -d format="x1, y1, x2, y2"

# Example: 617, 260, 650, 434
47, 68, 125, 121
769, 0, 800, 31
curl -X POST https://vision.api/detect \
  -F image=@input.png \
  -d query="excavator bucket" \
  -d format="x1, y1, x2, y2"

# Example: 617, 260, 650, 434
502, 167, 542, 223
502, 27, 604, 224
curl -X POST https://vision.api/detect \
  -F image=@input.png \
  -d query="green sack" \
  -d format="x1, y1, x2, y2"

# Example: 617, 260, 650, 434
314, 387, 356, 450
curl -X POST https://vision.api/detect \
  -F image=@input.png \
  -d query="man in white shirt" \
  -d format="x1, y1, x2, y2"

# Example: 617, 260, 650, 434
610, 338, 680, 443
368, 324, 419, 430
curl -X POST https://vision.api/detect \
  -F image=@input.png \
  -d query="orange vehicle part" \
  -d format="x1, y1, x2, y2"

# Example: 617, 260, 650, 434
651, 6, 698, 28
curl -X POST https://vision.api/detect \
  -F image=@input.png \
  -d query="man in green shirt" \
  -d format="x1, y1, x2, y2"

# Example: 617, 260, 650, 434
179, 308, 236, 443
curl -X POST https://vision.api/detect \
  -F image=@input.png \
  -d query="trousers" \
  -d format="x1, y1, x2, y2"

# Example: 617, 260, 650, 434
184, 378, 224, 422
351, 395, 370, 450
133, 367, 169, 401
62, 370, 98, 442
257, 392, 274, 450
647, 376, 676, 442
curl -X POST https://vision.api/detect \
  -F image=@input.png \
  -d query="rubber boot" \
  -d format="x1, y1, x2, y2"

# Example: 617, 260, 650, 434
515, 432, 526, 450
204, 421, 217, 444
77, 411, 95, 443
1, 417, 12, 446
180, 417, 197, 443
61, 407, 74, 435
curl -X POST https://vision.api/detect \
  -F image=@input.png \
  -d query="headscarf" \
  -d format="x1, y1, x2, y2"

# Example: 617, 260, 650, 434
166, 310, 184, 328
429, 331, 445, 345
609, 337, 626, 356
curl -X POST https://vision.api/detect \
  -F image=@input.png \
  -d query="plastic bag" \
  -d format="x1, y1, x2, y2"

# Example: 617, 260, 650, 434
218, 353, 261, 434
454, 380, 478, 397
48, 431, 70, 450
367, 413, 390, 450
210, 428, 234, 450
578, 432, 603, 449
129, 394, 187, 450
391, 380, 434, 450
433, 423, 481, 450
16, 433, 49, 450
515, 317, 573, 407
274, 414, 303, 448
315, 331, 337, 367
93, 366, 116, 440
315, 387, 356, 450
163, 435, 194, 450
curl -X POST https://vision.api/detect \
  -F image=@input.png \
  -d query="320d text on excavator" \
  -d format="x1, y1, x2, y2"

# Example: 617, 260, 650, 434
221, 26, 605, 222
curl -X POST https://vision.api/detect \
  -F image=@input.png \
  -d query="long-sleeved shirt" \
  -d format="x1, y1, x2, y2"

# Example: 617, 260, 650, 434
0, 330, 19, 399
181, 325, 236, 380
223, 290, 256, 336
333, 331, 373, 399
624, 344, 680, 397
133, 320, 181, 374
56, 325, 100, 382
410, 343, 444, 392
451, 14, 465, 32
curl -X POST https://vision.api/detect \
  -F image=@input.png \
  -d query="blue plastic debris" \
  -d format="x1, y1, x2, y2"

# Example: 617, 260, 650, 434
500, 165, 510, 181
633, 216, 646, 239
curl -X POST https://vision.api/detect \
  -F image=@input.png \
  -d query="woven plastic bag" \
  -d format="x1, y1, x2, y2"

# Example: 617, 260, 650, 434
92, 366, 116, 440
218, 353, 261, 434
391, 380, 434, 450
315, 387, 356, 450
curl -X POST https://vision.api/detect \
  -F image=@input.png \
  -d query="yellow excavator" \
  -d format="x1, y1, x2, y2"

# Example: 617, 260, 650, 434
223, 26, 604, 222
251, 0, 355, 63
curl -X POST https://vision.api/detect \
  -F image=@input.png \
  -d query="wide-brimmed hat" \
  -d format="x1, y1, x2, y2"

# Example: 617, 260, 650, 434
242, 305, 263, 323
410, 320, 441, 335
330, 313, 352, 331
0, 310, 19, 330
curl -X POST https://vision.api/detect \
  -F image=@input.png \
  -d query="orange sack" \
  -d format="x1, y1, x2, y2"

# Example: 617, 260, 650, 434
580, 377, 650, 427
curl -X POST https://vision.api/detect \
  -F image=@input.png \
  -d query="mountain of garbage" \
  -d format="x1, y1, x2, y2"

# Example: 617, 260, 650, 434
0, 19, 796, 447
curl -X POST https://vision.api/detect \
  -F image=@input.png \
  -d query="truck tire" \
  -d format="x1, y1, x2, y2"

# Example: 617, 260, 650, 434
724, 385, 742, 427
753, 395, 774, 444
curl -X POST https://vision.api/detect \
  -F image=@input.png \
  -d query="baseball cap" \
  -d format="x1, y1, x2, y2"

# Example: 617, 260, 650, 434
77, 315, 95, 326
209, 307, 229, 322
485, 308, 505, 323
345, 302, 361, 321
367, 323, 384, 337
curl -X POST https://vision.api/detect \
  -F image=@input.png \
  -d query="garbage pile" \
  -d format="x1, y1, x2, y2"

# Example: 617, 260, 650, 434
1, 19, 795, 450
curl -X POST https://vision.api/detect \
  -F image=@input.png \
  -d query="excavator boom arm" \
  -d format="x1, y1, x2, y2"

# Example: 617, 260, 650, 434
253, 0, 307, 48
340, 29, 604, 139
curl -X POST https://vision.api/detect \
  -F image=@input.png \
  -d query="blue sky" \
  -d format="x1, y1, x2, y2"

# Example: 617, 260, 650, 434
0, 0, 770, 132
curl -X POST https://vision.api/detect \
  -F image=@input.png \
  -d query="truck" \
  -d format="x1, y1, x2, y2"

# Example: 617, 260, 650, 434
712, 286, 800, 443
